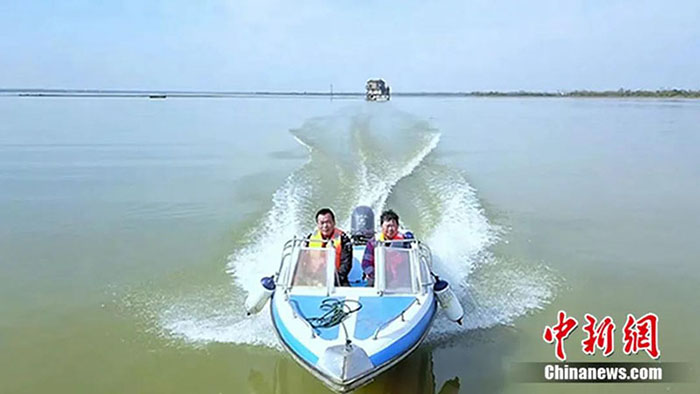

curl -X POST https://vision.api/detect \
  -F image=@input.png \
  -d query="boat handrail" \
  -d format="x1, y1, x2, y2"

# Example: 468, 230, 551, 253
276, 238, 302, 287
288, 298, 318, 339
276, 238, 295, 277
372, 297, 420, 340
276, 237, 337, 286
417, 241, 434, 272
374, 239, 418, 246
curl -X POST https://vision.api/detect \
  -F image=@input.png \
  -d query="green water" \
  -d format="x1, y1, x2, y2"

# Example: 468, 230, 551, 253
0, 97, 698, 393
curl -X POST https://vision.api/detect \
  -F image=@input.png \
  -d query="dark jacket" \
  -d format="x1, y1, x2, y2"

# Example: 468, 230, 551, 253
305, 230, 353, 287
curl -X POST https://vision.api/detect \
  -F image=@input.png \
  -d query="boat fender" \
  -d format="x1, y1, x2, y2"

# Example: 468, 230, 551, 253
245, 276, 276, 315
433, 279, 464, 325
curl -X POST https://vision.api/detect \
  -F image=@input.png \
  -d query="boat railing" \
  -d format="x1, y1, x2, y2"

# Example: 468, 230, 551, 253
417, 242, 436, 289
288, 298, 318, 339
417, 241, 433, 272
373, 238, 435, 293
278, 236, 433, 293
277, 238, 295, 267
276, 237, 336, 288
374, 239, 418, 246
372, 297, 420, 340
275, 238, 295, 288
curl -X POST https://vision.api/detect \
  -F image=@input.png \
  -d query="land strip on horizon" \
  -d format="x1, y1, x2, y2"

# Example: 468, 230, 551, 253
2, 88, 699, 98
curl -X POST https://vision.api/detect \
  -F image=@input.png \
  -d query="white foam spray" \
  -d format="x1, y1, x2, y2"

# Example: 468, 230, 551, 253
158, 105, 555, 347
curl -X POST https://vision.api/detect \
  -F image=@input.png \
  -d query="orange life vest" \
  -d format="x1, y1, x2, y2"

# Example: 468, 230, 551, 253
308, 228, 344, 269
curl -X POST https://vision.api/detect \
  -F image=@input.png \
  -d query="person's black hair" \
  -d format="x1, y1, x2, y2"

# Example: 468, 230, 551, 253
315, 207, 336, 222
380, 209, 399, 225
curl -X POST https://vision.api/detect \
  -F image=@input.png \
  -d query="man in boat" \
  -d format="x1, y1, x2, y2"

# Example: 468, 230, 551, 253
306, 208, 353, 286
361, 209, 413, 287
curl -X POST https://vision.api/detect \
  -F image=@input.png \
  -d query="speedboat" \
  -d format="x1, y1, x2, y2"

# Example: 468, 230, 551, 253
245, 206, 463, 392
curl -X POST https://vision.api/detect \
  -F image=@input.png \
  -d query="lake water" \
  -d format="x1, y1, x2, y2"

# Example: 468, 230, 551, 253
1, 96, 698, 393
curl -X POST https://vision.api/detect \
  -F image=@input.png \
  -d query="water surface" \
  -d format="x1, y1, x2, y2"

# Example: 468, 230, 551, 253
1, 96, 698, 393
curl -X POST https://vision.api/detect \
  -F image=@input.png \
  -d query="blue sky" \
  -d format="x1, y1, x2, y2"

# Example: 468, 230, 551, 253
1, 0, 698, 91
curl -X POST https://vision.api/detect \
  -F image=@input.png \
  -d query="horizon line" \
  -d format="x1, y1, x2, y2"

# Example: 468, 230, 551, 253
2, 87, 700, 98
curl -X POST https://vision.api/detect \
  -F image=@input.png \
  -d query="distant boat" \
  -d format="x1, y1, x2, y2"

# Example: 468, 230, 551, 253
148, 94, 166, 99
366, 79, 390, 101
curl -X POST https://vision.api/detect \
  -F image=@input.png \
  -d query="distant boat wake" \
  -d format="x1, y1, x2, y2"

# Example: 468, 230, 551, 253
157, 104, 556, 347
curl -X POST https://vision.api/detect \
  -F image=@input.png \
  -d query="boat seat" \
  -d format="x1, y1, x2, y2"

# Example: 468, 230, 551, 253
348, 245, 368, 287
354, 296, 416, 340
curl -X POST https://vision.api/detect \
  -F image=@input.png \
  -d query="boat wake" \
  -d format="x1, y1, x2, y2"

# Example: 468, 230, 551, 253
157, 104, 556, 348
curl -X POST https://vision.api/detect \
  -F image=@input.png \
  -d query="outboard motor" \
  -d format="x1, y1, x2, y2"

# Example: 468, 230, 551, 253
245, 276, 276, 315
433, 278, 464, 325
350, 206, 375, 244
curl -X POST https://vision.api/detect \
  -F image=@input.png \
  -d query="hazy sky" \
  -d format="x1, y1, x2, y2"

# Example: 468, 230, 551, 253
1, 0, 698, 92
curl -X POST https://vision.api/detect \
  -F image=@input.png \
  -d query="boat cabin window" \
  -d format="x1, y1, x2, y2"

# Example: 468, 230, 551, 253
291, 248, 329, 287
382, 247, 414, 293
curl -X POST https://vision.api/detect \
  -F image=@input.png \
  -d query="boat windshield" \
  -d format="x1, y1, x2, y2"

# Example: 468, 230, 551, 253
291, 248, 330, 287
381, 246, 414, 293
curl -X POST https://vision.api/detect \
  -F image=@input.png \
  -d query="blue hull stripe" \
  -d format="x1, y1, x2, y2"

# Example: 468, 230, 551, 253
369, 299, 437, 366
272, 301, 319, 365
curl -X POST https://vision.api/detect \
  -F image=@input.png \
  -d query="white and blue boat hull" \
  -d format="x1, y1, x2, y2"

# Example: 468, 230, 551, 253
270, 291, 437, 392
